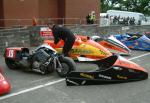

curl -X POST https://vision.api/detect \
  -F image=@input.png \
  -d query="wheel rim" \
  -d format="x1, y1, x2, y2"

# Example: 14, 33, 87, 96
60, 63, 70, 75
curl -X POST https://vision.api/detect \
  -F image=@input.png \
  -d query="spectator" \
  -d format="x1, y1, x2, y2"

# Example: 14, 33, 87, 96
113, 16, 118, 24
86, 13, 91, 24
86, 11, 96, 24
124, 17, 129, 26
129, 17, 135, 25
90, 11, 96, 24
119, 17, 124, 25
138, 20, 141, 25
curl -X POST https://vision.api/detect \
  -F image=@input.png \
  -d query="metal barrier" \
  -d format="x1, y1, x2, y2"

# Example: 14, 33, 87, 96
0, 18, 150, 55
1, 17, 150, 29
0, 27, 30, 55
0, 18, 100, 29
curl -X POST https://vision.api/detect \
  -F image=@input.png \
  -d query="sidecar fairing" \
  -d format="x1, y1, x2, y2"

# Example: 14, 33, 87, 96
145, 32, 150, 37
4, 47, 30, 60
66, 55, 148, 86
114, 34, 130, 41
0, 67, 11, 95
44, 35, 112, 61
91, 35, 131, 55
115, 34, 150, 51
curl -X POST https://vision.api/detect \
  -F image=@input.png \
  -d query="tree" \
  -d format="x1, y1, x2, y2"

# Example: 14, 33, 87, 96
100, 0, 110, 13
100, 0, 150, 15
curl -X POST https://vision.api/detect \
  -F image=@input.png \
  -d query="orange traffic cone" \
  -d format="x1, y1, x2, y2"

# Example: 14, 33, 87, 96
32, 18, 37, 26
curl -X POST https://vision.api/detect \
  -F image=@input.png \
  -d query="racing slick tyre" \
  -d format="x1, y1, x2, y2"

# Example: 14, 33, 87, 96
56, 57, 76, 77
5, 58, 19, 70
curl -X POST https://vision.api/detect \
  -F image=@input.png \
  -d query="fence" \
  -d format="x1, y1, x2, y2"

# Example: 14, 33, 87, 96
0, 18, 100, 29
0, 18, 150, 55
0, 27, 30, 54
1, 17, 150, 30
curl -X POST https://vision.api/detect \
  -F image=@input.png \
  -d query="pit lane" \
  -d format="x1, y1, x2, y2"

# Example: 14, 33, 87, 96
0, 50, 150, 103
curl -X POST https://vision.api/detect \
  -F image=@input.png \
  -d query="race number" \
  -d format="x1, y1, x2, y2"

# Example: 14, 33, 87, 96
6, 49, 16, 58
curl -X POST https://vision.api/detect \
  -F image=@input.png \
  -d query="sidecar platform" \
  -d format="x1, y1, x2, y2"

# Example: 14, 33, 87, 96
66, 55, 148, 86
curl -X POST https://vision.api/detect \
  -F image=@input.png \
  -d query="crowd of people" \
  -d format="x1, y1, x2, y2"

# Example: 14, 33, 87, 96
101, 15, 142, 26
111, 16, 137, 25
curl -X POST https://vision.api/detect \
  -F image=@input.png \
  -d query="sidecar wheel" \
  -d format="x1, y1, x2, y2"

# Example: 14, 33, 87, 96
5, 58, 19, 70
56, 57, 76, 77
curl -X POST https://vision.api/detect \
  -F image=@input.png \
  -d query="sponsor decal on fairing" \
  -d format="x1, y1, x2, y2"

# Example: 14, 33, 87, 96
98, 74, 112, 80
117, 75, 127, 80
80, 73, 94, 79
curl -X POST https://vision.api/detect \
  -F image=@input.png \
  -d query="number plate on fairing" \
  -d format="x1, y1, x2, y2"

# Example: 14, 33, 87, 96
5, 49, 17, 59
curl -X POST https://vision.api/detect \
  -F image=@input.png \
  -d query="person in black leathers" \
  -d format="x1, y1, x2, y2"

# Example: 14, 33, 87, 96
50, 24, 76, 56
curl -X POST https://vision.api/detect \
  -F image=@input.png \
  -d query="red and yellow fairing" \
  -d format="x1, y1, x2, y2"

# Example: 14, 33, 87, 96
98, 40, 129, 55
79, 35, 131, 55
44, 37, 112, 60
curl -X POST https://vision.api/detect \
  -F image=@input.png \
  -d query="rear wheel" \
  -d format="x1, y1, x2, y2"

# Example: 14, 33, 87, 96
56, 57, 76, 77
5, 58, 19, 70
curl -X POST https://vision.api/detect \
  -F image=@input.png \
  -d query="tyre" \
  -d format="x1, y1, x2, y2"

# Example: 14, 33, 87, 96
56, 57, 76, 77
5, 58, 19, 70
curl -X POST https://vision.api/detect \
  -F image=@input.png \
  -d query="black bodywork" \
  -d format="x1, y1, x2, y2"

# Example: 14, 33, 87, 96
66, 55, 148, 86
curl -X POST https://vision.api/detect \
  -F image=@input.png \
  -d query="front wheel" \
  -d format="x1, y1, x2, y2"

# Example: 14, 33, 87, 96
5, 58, 19, 70
56, 57, 76, 77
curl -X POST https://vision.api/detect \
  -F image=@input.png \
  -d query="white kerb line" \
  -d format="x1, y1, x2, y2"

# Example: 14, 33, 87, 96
129, 52, 150, 60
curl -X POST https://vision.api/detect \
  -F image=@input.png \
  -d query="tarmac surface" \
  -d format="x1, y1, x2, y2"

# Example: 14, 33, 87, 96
0, 50, 150, 103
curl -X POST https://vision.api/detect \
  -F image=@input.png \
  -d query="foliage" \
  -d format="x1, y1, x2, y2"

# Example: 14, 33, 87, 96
100, 0, 150, 15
